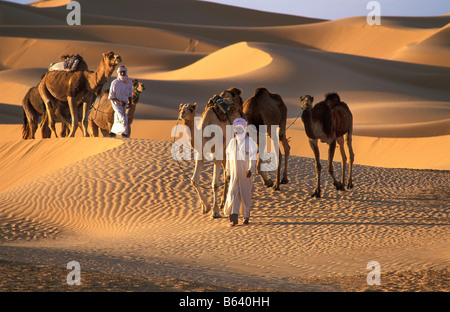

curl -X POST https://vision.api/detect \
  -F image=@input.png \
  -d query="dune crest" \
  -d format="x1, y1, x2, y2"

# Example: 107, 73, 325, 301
147, 42, 272, 80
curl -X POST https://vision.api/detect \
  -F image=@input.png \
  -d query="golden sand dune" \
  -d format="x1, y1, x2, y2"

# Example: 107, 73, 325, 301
147, 42, 273, 80
0, 138, 123, 192
0, 0, 449, 291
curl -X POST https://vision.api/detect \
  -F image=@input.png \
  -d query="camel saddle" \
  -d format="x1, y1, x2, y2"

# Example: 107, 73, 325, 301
208, 95, 234, 124
48, 55, 81, 72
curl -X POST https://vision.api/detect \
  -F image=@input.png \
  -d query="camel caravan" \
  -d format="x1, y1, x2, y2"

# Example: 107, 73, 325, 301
22, 52, 145, 139
21, 51, 355, 214
177, 86, 355, 217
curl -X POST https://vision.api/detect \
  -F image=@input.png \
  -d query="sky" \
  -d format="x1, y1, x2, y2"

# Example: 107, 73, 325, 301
6, 0, 450, 20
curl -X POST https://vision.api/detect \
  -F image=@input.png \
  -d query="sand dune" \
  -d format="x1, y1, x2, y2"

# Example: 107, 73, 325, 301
1, 138, 449, 290
0, 0, 449, 291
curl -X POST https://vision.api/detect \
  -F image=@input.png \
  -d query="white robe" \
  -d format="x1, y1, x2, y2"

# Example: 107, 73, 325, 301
223, 135, 258, 218
108, 78, 132, 135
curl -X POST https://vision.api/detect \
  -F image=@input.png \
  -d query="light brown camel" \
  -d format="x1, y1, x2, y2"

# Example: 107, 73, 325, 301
22, 55, 89, 139
191, 93, 243, 218
238, 87, 291, 191
178, 102, 197, 148
38, 51, 122, 138
87, 79, 145, 137
299, 93, 354, 198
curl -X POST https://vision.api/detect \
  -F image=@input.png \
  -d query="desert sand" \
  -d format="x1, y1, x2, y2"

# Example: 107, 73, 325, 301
0, 0, 449, 292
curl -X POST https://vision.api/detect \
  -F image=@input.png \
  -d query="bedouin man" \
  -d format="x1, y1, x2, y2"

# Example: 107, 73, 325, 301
224, 118, 258, 226
108, 65, 132, 138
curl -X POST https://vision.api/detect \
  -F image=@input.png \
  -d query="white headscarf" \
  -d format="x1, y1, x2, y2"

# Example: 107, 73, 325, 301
117, 66, 129, 83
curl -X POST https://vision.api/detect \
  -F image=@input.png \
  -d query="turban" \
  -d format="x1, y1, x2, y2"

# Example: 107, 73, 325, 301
233, 118, 247, 129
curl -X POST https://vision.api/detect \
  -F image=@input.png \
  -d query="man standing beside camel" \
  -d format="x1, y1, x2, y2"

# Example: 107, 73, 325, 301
224, 118, 258, 226
108, 66, 132, 138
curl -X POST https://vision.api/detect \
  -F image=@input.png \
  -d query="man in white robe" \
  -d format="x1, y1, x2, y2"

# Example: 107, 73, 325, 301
224, 118, 258, 226
108, 66, 132, 138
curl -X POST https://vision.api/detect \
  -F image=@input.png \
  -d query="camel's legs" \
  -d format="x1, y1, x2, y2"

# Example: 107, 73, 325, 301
191, 157, 211, 214
273, 140, 282, 191
39, 84, 59, 138
327, 139, 345, 191
40, 112, 51, 138
67, 96, 79, 137
280, 135, 290, 184
210, 159, 223, 218
337, 136, 347, 188
309, 138, 321, 198
88, 119, 99, 137
24, 109, 38, 140
346, 132, 355, 189
81, 101, 90, 137
220, 160, 229, 211
256, 133, 274, 188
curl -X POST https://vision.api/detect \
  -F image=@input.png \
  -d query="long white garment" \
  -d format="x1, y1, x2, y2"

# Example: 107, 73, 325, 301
110, 100, 128, 135
108, 78, 132, 135
223, 135, 258, 218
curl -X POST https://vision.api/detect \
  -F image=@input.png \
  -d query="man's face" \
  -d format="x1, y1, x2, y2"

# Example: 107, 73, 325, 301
234, 125, 246, 135
120, 70, 127, 76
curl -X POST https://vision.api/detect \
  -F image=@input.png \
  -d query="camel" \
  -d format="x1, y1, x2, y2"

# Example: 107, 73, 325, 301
87, 79, 145, 137
38, 51, 122, 138
299, 93, 354, 198
178, 102, 197, 148
238, 87, 291, 191
191, 92, 243, 218
22, 55, 90, 140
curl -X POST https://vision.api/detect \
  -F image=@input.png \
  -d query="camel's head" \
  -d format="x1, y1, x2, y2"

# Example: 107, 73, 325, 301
102, 51, 122, 67
132, 79, 145, 94
300, 95, 314, 110
178, 103, 197, 121
220, 87, 243, 107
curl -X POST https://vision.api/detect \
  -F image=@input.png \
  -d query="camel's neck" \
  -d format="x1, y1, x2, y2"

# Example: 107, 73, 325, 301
126, 93, 140, 122
301, 108, 315, 139
183, 118, 195, 147
89, 61, 114, 90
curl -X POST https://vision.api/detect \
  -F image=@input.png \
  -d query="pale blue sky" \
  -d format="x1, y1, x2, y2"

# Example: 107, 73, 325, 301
6, 0, 450, 20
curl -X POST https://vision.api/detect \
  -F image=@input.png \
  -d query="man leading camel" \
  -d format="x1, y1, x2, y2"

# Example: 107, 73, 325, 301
109, 66, 132, 138
224, 118, 258, 226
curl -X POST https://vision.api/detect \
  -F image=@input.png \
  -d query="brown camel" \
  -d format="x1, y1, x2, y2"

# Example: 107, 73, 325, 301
38, 51, 122, 138
191, 93, 243, 218
238, 87, 291, 191
299, 93, 354, 198
22, 84, 52, 140
178, 102, 197, 148
22, 55, 90, 139
87, 79, 145, 137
